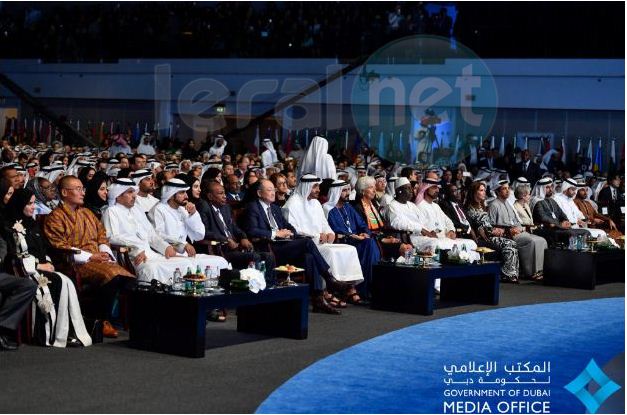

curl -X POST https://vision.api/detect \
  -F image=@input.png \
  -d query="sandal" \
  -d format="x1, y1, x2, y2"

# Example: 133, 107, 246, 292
324, 292, 347, 308
344, 290, 363, 305
208, 309, 227, 322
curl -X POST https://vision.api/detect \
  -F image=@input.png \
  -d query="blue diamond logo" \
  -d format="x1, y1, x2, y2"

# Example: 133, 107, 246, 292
564, 359, 621, 414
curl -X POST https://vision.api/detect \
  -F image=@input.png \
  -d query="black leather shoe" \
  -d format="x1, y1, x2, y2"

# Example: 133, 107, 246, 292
312, 296, 341, 315
0, 334, 18, 351
66, 337, 84, 348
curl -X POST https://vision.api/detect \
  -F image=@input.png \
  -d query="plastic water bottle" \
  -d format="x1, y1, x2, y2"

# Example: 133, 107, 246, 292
258, 260, 266, 275
576, 235, 583, 251
434, 246, 441, 263
404, 247, 412, 264
172, 268, 183, 291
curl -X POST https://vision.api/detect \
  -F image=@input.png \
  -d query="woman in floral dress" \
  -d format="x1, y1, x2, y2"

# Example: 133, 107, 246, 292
464, 181, 520, 283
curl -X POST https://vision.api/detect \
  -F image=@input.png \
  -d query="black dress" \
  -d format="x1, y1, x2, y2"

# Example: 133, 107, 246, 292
3, 218, 92, 347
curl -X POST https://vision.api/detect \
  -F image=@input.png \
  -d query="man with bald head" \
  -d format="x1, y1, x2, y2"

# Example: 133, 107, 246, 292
243, 179, 339, 314
44, 176, 134, 336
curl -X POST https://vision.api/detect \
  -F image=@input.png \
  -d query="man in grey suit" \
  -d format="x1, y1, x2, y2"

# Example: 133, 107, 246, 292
531, 178, 589, 246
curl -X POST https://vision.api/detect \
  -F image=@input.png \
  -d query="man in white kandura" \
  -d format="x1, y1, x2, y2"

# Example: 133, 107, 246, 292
389, 177, 480, 259
130, 169, 159, 213
282, 174, 364, 285
103, 179, 228, 284
553, 178, 608, 241
260, 138, 279, 168
148, 178, 230, 273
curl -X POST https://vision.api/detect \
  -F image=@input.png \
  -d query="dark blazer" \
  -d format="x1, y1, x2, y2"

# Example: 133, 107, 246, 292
197, 199, 246, 242
533, 198, 568, 226
597, 186, 623, 222
439, 200, 472, 234
243, 200, 296, 240
514, 161, 541, 185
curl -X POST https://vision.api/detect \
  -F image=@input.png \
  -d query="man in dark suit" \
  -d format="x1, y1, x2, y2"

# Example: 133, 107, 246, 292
0, 237, 37, 351
597, 174, 624, 231
198, 180, 276, 284
225, 174, 245, 202
514, 150, 541, 185
439, 183, 474, 238
242, 179, 339, 314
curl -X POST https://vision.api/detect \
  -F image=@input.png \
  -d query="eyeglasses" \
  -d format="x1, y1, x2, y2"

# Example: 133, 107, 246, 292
64, 186, 85, 193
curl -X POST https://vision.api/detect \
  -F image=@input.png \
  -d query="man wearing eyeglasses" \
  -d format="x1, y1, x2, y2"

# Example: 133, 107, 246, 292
43, 175, 135, 338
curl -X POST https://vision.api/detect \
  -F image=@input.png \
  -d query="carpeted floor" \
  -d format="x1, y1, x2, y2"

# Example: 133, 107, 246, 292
256, 298, 624, 414
0, 280, 624, 413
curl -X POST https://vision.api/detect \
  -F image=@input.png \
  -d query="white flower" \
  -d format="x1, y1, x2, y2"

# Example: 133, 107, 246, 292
12, 220, 26, 235
239, 268, 266, 293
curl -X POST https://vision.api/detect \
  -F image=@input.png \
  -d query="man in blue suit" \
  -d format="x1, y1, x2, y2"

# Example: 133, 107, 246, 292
198, 180, 276, 284
243, 179, 340, 314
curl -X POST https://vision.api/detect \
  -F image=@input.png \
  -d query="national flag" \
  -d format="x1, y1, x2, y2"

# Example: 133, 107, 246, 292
610, 138, 617, 173
451, 134, 460, 165
499, 136, 505, 157
352, 131, 362, 158
586, 138, 593, 171
560, 137, 567, 163
253, 125, 260, 154
305, 129, 310, 148
378, 130, 385, 158
490, 135, 495, 150
524, 136, 528, 150
592, 138, 602, 173
98, 122, 104, 143
345, 129, 349, 151
537, 137, 543, 156
285, 130, 293, 155
576, 137, 581, 155
367, 129, 372, 148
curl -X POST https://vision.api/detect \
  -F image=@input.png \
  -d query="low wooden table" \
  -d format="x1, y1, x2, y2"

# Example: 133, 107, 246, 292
371, 262, 500, 315
543, 248, 625, 289
129, 284, 309, 358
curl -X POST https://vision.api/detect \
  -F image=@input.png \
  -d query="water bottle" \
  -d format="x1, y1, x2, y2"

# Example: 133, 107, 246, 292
568, 236, 575, 250
404, 247, 412, 264
258, 260, 266, 276
196, 264, 202, 276
434, 246, 441, 263
172, 268, 183, 292
576, 235, 583, 251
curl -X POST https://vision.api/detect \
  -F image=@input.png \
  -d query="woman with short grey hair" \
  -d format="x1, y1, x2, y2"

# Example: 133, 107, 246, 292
513, 185, 534, 227
355, 176, 376, 198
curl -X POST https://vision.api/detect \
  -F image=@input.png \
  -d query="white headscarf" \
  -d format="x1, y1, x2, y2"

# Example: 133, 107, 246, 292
38, 165, 66, 184
209, 135, 227, 158
297, 136, 336, 180
130, 169, 152, 186
262, 139, 278, 164
294, 173, 322, 200
108, 178, 138, 207
160, 178, 189, 203
530, 177, 554, 211
323, 180, 348, 218
560, 178, 579, 197
386, 176, 399, 196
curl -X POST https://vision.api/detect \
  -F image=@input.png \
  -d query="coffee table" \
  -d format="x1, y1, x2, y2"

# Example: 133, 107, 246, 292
128, 284, 309, 357
371, 262, 500, 315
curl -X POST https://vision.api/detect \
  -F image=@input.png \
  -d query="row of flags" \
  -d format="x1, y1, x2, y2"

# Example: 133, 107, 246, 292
4, 116, 623, 173
3, 117, 179, 146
